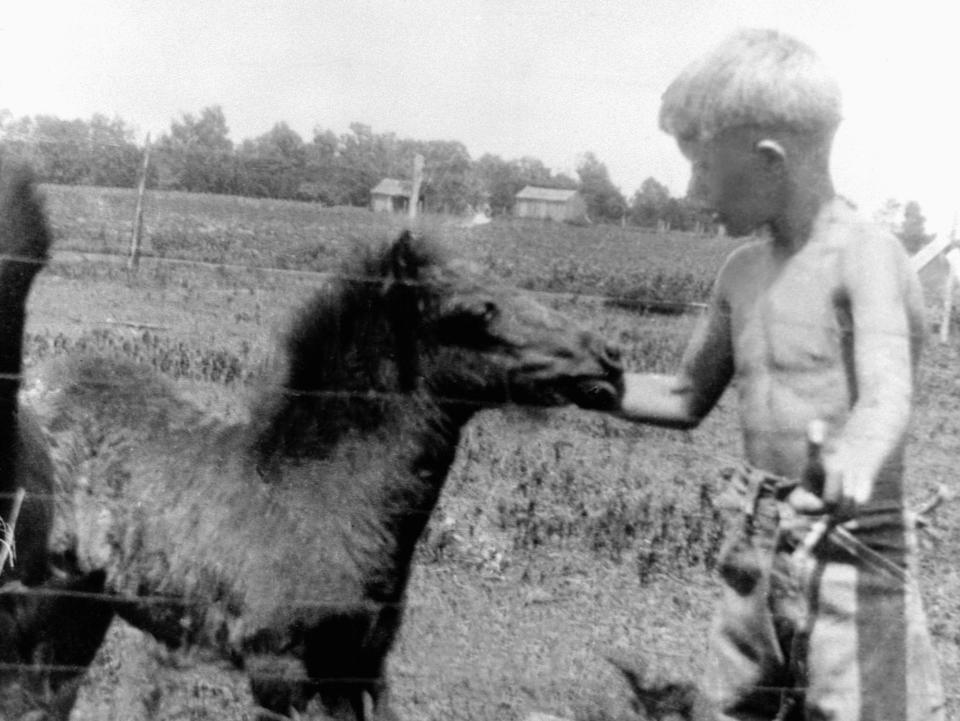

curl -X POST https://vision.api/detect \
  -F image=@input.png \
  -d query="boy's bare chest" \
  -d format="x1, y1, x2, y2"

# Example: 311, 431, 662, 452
727, 249, 849, 375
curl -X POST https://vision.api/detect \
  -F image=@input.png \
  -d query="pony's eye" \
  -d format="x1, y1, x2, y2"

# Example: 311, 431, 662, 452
478, 301, 498, 324
434, 300, 500, 347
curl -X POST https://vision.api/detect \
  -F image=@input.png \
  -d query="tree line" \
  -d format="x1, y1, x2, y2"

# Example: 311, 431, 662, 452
0, 106, 711, 228
0, 106, 935, 240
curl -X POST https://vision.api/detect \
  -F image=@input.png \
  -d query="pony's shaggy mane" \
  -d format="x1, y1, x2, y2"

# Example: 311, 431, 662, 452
250, 231, 451, 467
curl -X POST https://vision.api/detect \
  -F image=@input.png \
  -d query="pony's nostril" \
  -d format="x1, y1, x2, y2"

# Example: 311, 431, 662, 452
605, 343, 622, 365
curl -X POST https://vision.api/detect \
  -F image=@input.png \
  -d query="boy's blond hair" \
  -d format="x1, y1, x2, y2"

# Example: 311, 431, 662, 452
659, 29, 842, 143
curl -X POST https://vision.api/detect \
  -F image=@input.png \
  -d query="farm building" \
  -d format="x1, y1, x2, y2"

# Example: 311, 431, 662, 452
370, 178, 422, 214
514, 186, 586, 222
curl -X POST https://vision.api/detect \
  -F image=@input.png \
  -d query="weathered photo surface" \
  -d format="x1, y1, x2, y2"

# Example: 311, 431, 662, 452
0, 2, 956, 719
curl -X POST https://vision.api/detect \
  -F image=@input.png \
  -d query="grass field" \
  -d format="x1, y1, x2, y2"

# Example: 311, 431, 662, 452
21, 184, 960, 719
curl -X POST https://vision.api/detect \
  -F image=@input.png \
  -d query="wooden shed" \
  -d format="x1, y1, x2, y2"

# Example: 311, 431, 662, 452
370, 178, 422, 214
514, 186, 586, 222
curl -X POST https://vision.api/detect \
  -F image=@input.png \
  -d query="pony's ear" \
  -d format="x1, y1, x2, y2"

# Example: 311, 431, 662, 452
384, 230, 424, 391
389, 230, 419, 283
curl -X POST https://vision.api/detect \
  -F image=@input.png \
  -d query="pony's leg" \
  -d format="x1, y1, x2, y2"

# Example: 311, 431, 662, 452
313, 683, 364, 721
250, 679, 311, 721
0, 569, 114, 720
301, 609, 401, 721
367, 678, 400, 721
247, 654, 313, 721
310, 675, 398, 721
32, 570, 114, 719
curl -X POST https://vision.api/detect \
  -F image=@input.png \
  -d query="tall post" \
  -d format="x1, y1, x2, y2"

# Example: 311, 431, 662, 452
941, 225, 960, 343
408, 154, 424, 220
939, 272, 954, 343
128, 133, 152, 270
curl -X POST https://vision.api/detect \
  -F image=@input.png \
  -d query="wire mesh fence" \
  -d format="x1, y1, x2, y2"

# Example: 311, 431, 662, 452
0, 169, 957, 720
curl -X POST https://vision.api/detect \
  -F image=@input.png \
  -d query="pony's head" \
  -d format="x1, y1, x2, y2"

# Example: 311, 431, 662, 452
380, 230, 623, 411
260, 230, 623, 464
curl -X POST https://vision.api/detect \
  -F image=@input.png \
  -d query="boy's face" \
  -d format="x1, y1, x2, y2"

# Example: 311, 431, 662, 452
680, 129, 785, 237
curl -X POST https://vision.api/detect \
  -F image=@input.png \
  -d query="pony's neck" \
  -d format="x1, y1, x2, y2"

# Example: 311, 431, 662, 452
249, 376, 413, 471
249, 386, 477, 600
355, 396, 477, 599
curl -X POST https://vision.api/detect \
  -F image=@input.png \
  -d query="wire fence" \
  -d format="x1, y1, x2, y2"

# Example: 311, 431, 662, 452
4, 221, 956, 526
0, 168, 957, 718
6, 247, 950, 341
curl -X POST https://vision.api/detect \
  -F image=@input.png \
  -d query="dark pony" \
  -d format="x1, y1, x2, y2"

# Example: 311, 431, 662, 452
17, 190, 622, 720
0, 167, 111, 719
0, 164, 52, 585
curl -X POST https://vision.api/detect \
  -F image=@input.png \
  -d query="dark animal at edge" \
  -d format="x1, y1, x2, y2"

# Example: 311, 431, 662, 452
0, 166, 112, 720
0, 168, 625, 719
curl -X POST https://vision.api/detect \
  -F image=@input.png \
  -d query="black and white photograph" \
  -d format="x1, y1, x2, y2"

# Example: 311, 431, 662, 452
0, 1, 956, 719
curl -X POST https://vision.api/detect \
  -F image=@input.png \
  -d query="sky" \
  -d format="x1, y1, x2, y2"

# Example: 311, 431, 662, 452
1, 0, 957, 235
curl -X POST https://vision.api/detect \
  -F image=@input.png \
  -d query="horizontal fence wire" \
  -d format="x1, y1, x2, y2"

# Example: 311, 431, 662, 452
16, 247, 941, 340
3, 659, 957, 702
51, 248, 708, 312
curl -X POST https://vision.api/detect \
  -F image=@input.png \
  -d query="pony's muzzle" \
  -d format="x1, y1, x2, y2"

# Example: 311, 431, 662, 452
585, 334, 624, 379
600, 341, 623, 373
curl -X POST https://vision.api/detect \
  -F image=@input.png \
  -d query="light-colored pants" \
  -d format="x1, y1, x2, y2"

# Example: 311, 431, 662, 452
704, 469, 944, 721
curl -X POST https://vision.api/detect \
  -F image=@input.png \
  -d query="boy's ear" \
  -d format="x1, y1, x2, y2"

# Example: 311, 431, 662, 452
755, 139, 786, 165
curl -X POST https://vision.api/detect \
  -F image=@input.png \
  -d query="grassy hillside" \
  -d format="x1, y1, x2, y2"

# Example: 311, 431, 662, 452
22, 184, 960, 720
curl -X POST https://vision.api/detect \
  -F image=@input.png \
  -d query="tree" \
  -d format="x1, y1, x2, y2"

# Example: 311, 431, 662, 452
662, 197, 700, 232
30, 116, 91, 184
629, 177, 671, 228
339, 123, 376, 204
236, 122, 306, 199
298, 128, 347, 204
552, 172, 579, 190
156, 106, 235, 193
576, 152, 625, 223
874, 198, 902, 235
0, 112, 142, 187
473, 154, 519, 215
512, 156, 555, 189
333, 123, 390, 207
86, 114, 142, 187
418, 139, 475, 214
898, 200, 933, 254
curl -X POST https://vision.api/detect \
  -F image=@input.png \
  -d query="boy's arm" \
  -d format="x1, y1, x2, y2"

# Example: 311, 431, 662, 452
822, 229, 921, 510
616, 282, 735, 429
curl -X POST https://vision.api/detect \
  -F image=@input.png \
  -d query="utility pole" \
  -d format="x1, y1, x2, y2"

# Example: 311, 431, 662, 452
408, 154, 424, 219
128, 133, 152, 270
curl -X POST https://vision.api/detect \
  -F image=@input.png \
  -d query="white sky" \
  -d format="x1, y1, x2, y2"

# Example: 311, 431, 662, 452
1, 0, 957, 234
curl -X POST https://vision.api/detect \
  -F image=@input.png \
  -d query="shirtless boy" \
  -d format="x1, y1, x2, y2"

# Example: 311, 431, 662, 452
608, 29, 944, 720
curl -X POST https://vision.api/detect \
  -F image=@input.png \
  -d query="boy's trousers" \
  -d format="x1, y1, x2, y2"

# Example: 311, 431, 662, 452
704, 467, 944, 721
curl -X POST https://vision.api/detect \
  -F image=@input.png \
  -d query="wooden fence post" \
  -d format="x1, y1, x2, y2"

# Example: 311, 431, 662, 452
912, 225, 960, 343
128, 133, 152, 270
940, 243, 960, 342
939, 272, 955, 343
408, 154, 424, 220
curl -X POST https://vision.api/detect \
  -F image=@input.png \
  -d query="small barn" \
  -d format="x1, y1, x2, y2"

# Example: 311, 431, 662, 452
370, 178, 422, 214
514, 186, 586, 222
